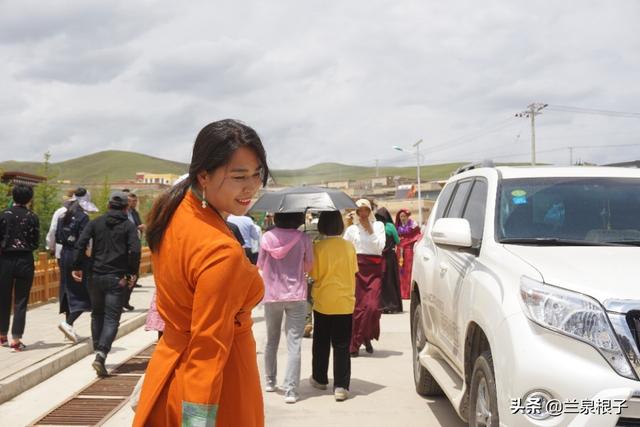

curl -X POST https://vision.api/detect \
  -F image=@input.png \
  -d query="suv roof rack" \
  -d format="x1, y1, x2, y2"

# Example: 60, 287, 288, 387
452, 160, 495, 176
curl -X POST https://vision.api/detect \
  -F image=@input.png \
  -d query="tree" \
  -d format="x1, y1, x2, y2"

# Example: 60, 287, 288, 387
0, 169, 10, 209
32, 152, 60, 250
93, 175, 111, 216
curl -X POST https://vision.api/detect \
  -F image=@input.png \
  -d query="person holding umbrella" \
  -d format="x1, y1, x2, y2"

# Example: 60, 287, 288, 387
258, 212, 313, 404
343, 199, 385, 356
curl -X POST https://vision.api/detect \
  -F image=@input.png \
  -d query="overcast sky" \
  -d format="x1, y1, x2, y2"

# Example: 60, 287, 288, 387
1, 0, 639, 170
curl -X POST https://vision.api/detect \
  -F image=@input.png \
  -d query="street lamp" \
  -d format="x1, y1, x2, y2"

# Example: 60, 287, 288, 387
393, 139, 424, 226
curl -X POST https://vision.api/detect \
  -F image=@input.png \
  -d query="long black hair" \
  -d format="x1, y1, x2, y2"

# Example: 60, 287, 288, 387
146, 119, 269, 252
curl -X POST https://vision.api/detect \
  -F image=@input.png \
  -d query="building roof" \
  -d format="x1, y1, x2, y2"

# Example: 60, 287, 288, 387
1, 171, 47, 186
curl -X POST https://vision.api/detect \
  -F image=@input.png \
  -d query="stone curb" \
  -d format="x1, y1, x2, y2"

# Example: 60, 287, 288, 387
0, 311, 148, 404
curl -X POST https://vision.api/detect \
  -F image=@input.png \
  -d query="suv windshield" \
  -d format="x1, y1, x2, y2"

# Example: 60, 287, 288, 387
497, 177, 640, 245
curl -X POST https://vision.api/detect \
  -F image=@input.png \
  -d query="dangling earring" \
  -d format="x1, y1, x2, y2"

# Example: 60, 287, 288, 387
201, 185, 207, 209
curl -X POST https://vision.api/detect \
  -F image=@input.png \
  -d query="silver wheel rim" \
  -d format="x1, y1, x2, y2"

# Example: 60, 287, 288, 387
412, 310, 426, 381
475, 377, 493, 426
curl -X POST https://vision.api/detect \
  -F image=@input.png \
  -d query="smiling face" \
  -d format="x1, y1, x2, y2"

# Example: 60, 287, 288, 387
197, 146, 263, 216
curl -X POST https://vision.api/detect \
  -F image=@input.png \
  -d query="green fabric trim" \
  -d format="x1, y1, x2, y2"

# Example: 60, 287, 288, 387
385, 222, 400, 244
182, 401, 218, 427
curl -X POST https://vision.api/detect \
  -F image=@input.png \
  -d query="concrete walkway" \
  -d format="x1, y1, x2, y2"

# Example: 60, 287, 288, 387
103, 300, 465, 426
0, 275, 155, 404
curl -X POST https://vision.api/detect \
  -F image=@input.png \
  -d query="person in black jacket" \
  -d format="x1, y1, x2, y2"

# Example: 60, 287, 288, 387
0, 184, 40, 352
72, 191, 141, 376
121, 191, 145, 309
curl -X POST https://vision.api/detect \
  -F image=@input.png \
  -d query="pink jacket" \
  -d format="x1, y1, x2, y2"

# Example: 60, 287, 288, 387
258, 228, 313, 302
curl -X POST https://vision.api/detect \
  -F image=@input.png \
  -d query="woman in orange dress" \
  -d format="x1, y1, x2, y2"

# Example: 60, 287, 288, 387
133, 119, 269, 427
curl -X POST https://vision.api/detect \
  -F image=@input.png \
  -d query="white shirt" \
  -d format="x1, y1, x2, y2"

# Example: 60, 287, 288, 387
343, 221, 386, 256
46, 206, 67, 259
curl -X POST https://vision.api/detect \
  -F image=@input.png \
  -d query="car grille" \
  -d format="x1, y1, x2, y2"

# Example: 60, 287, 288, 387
628, 311, 640, 352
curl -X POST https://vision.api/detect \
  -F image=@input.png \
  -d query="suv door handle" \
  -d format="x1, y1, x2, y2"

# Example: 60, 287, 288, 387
439, 263, 448, 273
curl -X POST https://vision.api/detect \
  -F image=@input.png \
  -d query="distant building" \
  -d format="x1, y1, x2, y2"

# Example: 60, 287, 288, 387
394, 181, 445, 200
370, 176, 395, 187
136, 172, 182, 185
325, 180, 353, 189
1, 171, 46, 186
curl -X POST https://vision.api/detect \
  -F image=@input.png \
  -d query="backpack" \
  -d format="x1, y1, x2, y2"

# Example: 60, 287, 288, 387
56, 210, 86, 248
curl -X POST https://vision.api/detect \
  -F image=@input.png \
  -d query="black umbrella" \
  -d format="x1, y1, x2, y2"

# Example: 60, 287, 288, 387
250, 186, 356, 213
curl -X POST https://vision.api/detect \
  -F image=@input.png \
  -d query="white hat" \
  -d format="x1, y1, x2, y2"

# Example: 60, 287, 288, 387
71, 189, 99, 212
354, 199, 376, 224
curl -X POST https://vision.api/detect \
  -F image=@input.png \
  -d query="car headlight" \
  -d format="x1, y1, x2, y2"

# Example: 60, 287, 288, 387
520, 276, 636, 380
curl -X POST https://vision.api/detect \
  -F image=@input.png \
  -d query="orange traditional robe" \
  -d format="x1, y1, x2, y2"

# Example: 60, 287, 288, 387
133, 191, 264, 427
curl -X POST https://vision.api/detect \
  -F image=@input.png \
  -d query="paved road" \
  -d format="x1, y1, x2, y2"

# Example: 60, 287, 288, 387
257, 300, 465, 427
3, 300, 465, 427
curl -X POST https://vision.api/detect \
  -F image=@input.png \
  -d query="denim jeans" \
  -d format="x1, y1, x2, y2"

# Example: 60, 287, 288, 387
88, 274, 124, 355
264, 300, 307, 393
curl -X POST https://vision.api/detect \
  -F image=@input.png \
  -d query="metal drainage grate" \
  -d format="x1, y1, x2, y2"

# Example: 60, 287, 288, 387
31, 343, 156, 426
81, 375, 141, 397
111, 358, 149, 375
34, 397, 124, 426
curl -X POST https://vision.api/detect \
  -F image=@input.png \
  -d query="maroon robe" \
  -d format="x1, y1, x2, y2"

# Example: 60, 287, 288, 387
350, 254, 383, 352
396, 226, 422, 299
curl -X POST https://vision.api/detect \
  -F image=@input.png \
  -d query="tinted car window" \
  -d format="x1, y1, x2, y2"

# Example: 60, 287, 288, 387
434, 182, 456, 221
463, 179, 488, 246
498, 177, 640, 241
446, 180, 473, 218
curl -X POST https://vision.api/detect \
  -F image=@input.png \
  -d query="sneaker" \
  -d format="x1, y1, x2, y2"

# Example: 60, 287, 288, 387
0, 336, 8, 347
334, 387, 349, 402
309, 376, 327, 390
58, 322, 79, 343
10, 341, 26, 352
264, 383, 276, 392
92, 353, 108, 377
284, 390, 298, 404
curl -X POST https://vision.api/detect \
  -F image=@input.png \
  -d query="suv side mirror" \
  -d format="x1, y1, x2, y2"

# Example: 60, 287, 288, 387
431, 218, 472, 248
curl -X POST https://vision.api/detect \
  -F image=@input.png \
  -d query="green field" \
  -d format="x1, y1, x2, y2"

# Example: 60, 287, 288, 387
0, 150, 469, 185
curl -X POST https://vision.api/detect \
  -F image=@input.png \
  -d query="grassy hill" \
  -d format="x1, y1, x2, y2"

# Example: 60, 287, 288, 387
271, 162, 465, 185
0, 151, 189, 184
0, 150, 465, 185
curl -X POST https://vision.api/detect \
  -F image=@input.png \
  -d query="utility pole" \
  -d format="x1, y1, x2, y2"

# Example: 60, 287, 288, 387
516, 103, 548, 165
569, 146, 574, 166
393, 139, 424, 226
414, 139, 423, 226
375, 159, 379, 177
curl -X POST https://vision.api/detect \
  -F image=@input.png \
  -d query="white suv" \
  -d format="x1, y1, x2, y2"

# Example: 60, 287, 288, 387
410, 166, 640, 426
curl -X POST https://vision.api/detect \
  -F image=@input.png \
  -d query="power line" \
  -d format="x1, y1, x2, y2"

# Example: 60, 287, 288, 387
483, 142, 640, 162
546, 104, 640, 118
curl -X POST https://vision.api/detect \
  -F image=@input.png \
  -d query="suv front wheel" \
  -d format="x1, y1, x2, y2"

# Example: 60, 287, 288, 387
468, 350, 499, 427
411, 302, 443, 396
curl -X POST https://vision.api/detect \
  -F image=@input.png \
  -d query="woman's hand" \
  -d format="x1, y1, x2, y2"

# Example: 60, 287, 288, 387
72, 270, 83, 282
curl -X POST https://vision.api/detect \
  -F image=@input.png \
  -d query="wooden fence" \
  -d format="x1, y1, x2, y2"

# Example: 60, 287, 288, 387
28, 247, 153, 306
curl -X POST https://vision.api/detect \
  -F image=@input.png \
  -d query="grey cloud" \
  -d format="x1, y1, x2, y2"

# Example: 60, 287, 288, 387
0, 1, 166, 47
18, 47, 136, 84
